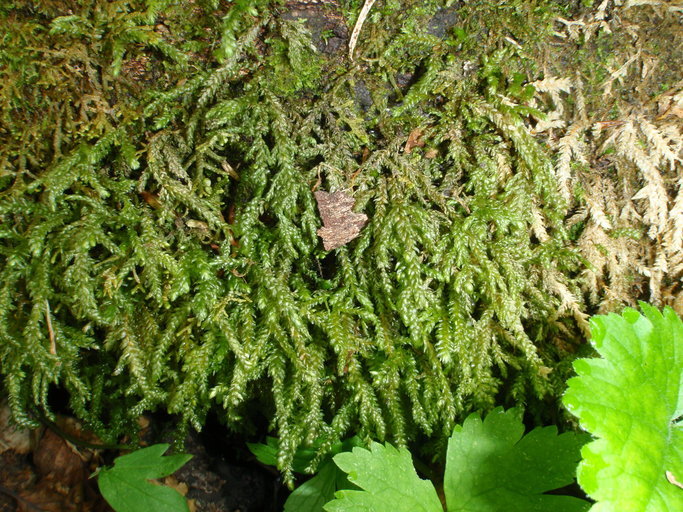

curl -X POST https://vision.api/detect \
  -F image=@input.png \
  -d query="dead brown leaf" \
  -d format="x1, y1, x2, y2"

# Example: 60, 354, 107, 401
315, 190, 368, 250
164, 475, 190, 499
33, 429, 85, 488
139, 191, 162, 209
404, 127, 425, 154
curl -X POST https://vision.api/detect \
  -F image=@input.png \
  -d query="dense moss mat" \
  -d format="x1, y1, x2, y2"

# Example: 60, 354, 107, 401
0, 0, 615, 479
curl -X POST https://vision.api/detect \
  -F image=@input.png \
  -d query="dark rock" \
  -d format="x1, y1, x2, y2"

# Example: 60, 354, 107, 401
281, 0, 349, 55
175, 431, 280, 512
354, 80, 374, 111
427, 5, 460, 39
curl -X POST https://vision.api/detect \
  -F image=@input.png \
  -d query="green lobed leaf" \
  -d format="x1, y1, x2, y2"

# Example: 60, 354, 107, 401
563, 304, 683, 512
444, 407, 590, 512
324, 442, 443, 512
97, 444, 192, 512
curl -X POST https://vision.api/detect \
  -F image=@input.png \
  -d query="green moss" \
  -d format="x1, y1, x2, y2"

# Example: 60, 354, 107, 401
1, 0, 588, 481
264, 19, 324, 95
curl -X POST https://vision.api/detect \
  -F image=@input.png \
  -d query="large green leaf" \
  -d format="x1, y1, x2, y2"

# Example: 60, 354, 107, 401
324, 442, 443, 512
324, 408, 588, 512
444, 407, 589, 512
563, 304, 683, 511
97, 444, 192, 512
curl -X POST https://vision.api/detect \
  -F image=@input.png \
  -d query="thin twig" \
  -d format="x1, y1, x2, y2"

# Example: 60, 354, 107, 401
44, 299, 56, 356
348, 0, 378, 61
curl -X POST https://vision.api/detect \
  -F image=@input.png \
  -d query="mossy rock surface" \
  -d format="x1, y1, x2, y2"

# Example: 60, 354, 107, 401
2, 0, 681, 480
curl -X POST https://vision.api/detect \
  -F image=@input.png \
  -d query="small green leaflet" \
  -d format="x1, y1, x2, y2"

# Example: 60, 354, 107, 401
247, 435, 320, 473
97, 443, 192, 512
563, 304, 683, 512
325, 408, 588, 512
247, 436, 361, 512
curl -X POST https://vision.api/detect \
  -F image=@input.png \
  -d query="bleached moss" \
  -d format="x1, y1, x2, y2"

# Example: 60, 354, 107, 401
537, 1, 683, 312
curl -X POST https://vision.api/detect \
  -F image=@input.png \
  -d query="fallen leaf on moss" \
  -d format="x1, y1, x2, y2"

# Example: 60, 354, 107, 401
404, 127, 425, 154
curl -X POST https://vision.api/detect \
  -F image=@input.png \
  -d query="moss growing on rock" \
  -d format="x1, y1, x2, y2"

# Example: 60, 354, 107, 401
8, 0, 675, 481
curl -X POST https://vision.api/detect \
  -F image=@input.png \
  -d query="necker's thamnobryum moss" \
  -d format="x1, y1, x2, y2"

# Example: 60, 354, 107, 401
1, 0, 593, 480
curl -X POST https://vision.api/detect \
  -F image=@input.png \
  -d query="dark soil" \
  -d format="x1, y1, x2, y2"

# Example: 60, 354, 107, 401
0, 406, 288, 512
174, 421, 287, 512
